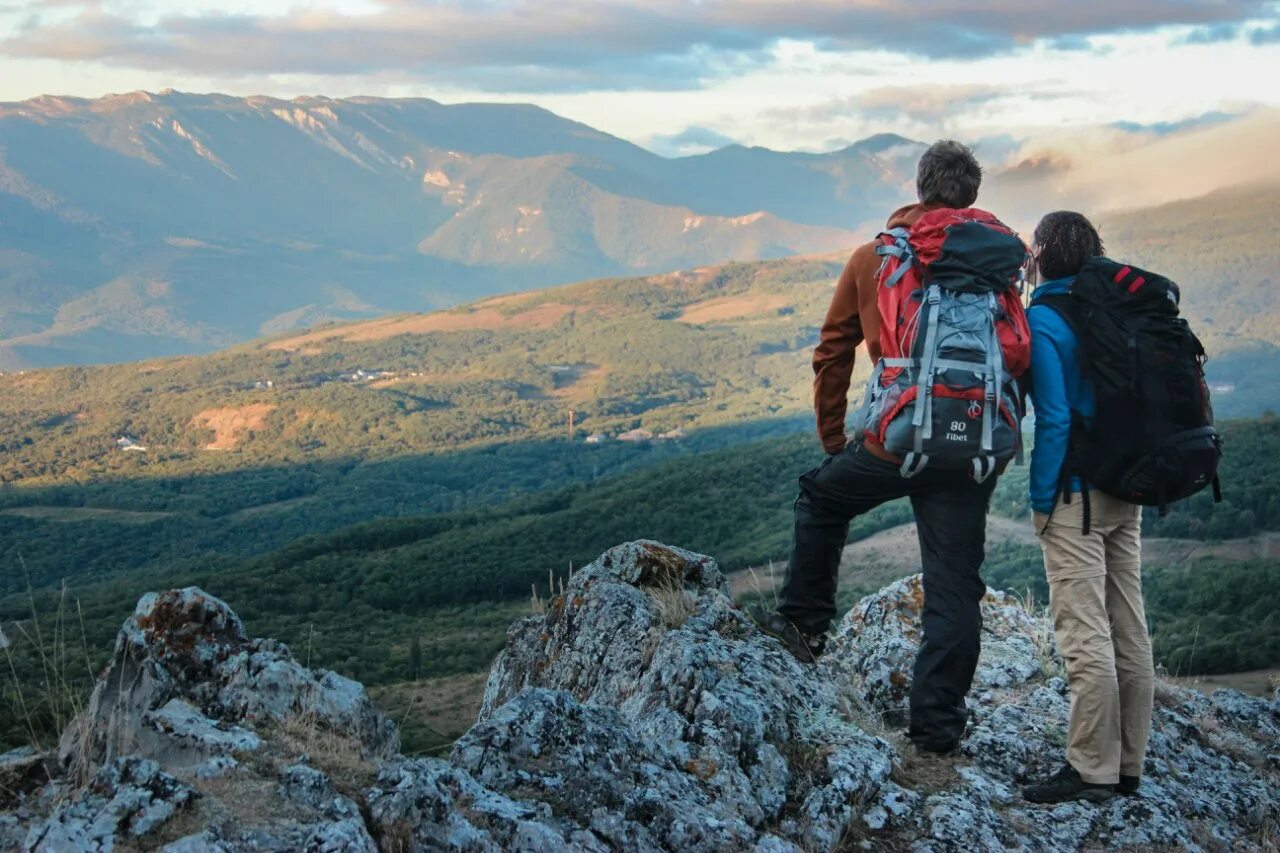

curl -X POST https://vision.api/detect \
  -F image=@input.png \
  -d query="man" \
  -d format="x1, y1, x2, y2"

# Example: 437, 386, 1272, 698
754, 141, 1007, 754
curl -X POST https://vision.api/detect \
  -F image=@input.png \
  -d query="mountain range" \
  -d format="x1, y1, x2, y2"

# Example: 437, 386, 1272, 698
0, 91, 934, 368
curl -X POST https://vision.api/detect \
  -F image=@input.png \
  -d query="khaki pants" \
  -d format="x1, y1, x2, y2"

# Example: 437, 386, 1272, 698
1034, 492, 1154, 785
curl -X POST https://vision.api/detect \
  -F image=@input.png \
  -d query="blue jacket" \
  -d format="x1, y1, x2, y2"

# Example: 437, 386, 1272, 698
1027, 276, 1095, 513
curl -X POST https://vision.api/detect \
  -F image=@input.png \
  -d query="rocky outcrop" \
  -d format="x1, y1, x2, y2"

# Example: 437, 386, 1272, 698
25, 757, 198, 851
62, 586, 398, 775
5, 542, 1279, 851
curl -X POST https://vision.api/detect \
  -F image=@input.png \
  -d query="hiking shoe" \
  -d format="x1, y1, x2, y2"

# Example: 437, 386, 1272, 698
1022, 764, 1114, 804
747, 605, 827, 663
1117, 775, 1141, 796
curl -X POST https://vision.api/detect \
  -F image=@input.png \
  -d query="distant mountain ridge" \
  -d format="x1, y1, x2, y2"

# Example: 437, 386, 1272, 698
0, 91, 925, 368
2, 183, 1275, 494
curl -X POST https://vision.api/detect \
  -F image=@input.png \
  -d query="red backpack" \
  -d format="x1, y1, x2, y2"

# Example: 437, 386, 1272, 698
856, 208, 1031, 482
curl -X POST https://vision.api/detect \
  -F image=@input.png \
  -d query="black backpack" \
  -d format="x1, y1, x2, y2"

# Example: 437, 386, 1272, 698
1033, 258, 1222, 530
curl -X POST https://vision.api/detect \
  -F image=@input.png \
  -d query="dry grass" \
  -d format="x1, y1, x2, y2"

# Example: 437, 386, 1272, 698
1, 565, 95, 752
1169, 668, 1280, 697
269, 711, 377, 790
889, 743, 962, 793
648, 584, 698, 629
371, 673, 488, 757
530, 564, 573, 616
743, 561, 781, 611
1016, 590, 1065, 681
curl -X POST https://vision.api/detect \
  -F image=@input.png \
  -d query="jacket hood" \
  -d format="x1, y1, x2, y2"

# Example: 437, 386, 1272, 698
885, 202, 942, 230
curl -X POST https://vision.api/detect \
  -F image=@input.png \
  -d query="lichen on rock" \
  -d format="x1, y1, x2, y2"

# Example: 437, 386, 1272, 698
5, 542, 1278, 851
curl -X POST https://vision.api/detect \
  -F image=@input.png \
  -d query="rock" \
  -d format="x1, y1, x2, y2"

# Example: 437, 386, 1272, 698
24, 757, 197, 851
162, 832, 232, 852
0, 748, 51, 809
860, 782, 922, 833
192, 755, 238, 780
457, 687, 761, 850
145, 698, 263, 757
473, 540, 895, 850
166, 820, 377, 853
61, 586, 397, 774
9, 541, 1280, 852
367, 756, 588, 852
278, 763, 362, 822
820, 576, 1045, 715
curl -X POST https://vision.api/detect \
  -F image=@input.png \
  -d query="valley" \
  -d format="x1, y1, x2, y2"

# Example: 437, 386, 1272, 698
0, 92, 923, 368
1, 183, 1278, 752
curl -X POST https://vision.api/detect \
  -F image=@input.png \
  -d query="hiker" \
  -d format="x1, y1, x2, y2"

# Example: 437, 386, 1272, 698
1020, 212, 1220, 803
753, 141, 1031, 755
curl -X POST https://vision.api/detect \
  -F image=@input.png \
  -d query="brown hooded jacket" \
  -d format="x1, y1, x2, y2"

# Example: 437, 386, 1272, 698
812, 202, 937, 458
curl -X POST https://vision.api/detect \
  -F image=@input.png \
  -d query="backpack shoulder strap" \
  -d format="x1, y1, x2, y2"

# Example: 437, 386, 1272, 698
1029, 292, 1084, 340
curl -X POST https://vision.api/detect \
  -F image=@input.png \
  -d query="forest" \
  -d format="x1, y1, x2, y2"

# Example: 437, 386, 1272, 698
3, 416, 1276, 749
2, 235, 1278, 749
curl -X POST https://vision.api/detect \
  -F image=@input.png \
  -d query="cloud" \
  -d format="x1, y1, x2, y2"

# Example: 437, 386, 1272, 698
1041, 34, 1100, 51
3, 0, 1275, 93
1176, 18, 1280, 45
1111, 110, 1241, 136
1248, 22, 1280, 43
646, 125, 740, 157
853, 84, 1009, 123
762, 83, 1073, 137
1177, 22, 1246, 44
981, 109, 1280, 229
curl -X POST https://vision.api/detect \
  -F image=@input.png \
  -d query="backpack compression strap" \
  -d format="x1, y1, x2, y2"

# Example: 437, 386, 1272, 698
901, 284, 944, 478
874, 228, 915, 287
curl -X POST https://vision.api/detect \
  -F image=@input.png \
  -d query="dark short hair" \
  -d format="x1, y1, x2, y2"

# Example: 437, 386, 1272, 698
1033, 211, 1104, 280
916, 140, 982, 208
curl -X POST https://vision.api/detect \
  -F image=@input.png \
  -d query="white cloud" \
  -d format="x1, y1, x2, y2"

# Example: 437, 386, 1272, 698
0, 1, 1277, 160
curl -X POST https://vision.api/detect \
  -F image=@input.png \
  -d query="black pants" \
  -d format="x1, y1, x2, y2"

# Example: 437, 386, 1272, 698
780, 442, 997, 748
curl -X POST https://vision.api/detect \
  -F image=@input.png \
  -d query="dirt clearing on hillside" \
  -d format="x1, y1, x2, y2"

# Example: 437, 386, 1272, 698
371, 672, 489, 755
677, 293, 791, 324
1, 506, 173, 524
190, 403, 277, 450
267, 303, 577, 352
730, 516, 1279, 603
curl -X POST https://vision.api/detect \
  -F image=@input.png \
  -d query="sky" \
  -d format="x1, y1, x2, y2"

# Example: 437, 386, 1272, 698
1, 1, 1279, 157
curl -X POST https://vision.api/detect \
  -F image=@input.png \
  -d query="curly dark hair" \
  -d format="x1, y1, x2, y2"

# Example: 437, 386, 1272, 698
916, 140, 982, 208
1033, 211, 1104, 280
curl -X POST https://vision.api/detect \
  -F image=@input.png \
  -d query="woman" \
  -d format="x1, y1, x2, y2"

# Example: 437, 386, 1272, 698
1021, 211, 1155, 804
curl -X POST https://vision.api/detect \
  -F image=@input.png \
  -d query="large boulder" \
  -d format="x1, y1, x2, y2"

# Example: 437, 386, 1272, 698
820, 575, 1047, 714
472, 540, 896, 850
61, 587, 398, 774
8, 587, 399, 852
